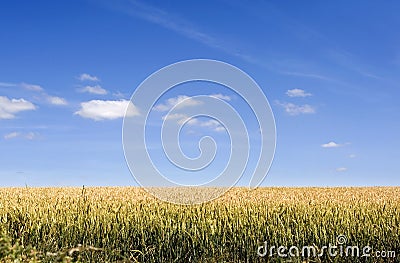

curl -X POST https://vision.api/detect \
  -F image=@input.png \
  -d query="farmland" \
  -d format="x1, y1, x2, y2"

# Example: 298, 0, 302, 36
0, 187, 399, 262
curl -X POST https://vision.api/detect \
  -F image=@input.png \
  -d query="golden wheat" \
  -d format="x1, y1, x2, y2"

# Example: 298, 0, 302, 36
0, 187, 399, 262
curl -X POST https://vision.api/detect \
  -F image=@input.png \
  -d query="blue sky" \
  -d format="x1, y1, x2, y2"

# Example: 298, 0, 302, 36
0, 0, 399, 187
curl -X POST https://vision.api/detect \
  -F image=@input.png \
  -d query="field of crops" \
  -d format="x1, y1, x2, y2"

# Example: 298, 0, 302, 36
0, 187, 399, 262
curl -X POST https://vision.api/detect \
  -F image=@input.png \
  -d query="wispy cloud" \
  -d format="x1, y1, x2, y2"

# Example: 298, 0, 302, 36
20, 82, 44, 92
162, 113, 188, 124
153, 94, 231, 113
336, 167, 348, 172
286, 89, 312, 97
0, 82, 44, 91
4, 132, 19, 139
198, 119, 226, 132
162, 113, 225, 132
106, 0, 258, 65
153, 95, 203, 112
115, 1, 220, 48
281, 71, 332, 81
0, 82, 17, 87
75, 100, 140, 121
25, 132, 37, 140
113, 91, 128, 99
104, 0, 387, 94
78, 73, 100, 82
47, 96, 68, 106
325, 49, 383, 80
210, 94, 232, 101
4, 131, 38, 140
0, 96, 36, 119
275, 101, 316, 116
349, 154, 356, 158
78, 85, 108, 95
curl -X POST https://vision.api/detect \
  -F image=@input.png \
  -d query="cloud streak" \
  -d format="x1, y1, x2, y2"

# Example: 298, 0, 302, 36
3, 131, 37, 140
107, 0, 259, 65
210, 93, 232, 101
0, 82, 44, 91
0, 82, 17, 87
117, 1, 221, 49
20, 83, 44, 92
281, 71, 333, 81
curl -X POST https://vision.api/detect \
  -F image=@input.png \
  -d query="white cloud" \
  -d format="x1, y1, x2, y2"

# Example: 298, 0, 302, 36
210, 93, 231, 101
0, 82, 67, 108
75, 100, 140, 121
163, 113, 225, 132
214, 126, 226, 132
162, 113, 201, 126
4, 132, 20, 139
322, 141, 351, 148
0, 96, 36, 119
276, 101, 316, 115
20, 82, 43, 92
286, 89, 312, 97
198, 119, 225, 132
349, 154, 356, 158
153, 95, 203, 112
78, 85, 108, 95
78, 73, 99, 82
4, 131, 37, 140
162, 113, 188, 123
321, 141, 342, 148
336, 167, 348, 172
47, 96, 68, 106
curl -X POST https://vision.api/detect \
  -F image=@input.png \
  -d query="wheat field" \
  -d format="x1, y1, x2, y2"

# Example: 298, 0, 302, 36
0, 187, 399, 262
